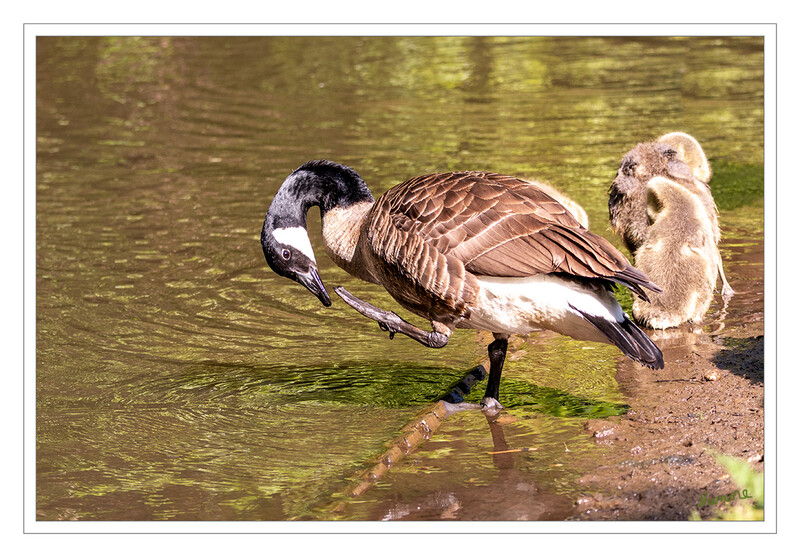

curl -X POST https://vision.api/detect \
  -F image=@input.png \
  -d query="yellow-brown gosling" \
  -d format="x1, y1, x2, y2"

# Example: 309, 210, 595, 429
632, 177, 721, 329
655, 132, 733, 297
608, 133, 734, 306
262, 160, 664, 410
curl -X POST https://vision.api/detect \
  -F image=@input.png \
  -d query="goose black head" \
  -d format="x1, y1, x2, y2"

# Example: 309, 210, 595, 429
261, 160, 374, 307
261, 219, 331, 306
261, 166, 333, 307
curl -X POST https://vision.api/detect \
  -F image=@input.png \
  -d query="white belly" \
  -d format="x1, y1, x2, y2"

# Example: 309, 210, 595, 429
462, 275, 625, 344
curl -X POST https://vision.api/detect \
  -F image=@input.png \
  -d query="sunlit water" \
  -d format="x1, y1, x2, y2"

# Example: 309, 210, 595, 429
35, 36, 764, 521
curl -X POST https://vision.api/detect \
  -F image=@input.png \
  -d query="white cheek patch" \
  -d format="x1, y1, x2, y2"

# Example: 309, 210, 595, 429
272, 227, 317, 263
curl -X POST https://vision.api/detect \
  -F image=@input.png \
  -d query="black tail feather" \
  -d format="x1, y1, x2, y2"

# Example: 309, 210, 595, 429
570, 305, 664, 369
612, 263, 663, 303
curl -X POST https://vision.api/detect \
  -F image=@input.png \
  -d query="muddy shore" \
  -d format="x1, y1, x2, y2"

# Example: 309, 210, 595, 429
570, 318, 764, 520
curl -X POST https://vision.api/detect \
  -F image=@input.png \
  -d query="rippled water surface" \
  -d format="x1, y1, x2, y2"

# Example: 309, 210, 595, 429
35, 36, 764, 521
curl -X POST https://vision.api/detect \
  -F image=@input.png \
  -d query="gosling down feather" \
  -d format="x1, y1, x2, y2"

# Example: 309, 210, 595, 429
633, 177, 722, 328
608, 132, 734, 328
262, 160, 664, 410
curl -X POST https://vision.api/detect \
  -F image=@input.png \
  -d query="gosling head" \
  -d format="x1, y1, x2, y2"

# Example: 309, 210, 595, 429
656, 132, 712, 183
611, 141, 697, 196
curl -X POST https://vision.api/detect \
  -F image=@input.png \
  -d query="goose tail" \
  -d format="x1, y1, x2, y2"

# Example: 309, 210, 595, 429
570, 305, 664, 369
612, 263, 663, 303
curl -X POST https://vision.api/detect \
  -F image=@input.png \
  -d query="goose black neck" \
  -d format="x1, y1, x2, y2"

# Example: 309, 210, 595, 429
267, 160, 375, 229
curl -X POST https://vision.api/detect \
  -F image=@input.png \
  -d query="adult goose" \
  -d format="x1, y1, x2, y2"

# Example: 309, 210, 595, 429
261, 160, 664, 410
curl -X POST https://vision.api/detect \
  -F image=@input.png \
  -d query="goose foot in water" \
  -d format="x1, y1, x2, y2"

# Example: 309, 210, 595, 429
481, 397, 504, 414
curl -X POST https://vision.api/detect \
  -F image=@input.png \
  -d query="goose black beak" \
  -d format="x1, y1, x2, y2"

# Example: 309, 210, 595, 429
297, 267, 332, 307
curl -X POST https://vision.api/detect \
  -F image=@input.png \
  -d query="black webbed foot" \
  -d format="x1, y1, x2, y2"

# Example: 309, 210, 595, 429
376, 311, 407, 340
481, 397, 504, 416
379, 321, 396, 339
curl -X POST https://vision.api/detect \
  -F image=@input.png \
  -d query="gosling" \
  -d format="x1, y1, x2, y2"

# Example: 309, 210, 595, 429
632, 177, 721, 329
608, 133, 734, 324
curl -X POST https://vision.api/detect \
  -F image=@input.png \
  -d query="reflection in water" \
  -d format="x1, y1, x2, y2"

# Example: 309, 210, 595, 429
36, 36, 764, 521
376, 416, 556, 521
370, 410, 590, 521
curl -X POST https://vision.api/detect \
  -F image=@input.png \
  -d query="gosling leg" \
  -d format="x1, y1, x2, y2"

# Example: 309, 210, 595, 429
719, 260, 735, 298
334, 286, 451, 348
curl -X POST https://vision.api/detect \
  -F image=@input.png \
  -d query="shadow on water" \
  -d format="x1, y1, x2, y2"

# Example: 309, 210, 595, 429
115, 359, 630, 419
458, 377, 629, 419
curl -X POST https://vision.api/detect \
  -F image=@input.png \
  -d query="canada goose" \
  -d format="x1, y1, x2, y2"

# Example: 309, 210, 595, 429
632, 177, 720, 329
262, 160, 664, 410
608, 133, 734, 300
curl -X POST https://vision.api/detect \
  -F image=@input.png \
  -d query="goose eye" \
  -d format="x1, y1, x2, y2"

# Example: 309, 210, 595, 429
281, 249, 291, 260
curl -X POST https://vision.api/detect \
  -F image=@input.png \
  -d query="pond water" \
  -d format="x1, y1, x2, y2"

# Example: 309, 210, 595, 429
35, 36, 764, 521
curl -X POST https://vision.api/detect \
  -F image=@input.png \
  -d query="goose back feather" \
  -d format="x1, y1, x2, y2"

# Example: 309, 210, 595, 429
363, 171, 659, 323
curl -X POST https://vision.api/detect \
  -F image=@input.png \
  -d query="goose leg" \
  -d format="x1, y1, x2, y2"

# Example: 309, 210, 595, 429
334, 286, 450, 348
482, 334, 509, 412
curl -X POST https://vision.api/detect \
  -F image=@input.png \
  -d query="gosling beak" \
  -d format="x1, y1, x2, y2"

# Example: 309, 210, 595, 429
297, 266, 332, 307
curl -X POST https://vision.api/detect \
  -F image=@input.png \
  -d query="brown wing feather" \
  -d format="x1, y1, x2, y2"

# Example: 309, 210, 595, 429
369, 171, 659, 302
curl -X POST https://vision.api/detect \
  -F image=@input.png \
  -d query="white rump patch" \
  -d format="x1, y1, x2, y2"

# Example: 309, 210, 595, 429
464, 275, 625, 345
272, 227, 317, 263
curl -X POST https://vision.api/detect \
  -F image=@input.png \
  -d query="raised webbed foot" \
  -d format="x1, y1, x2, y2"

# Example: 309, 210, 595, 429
377, 311, 405, 340
334, 286, 451, 348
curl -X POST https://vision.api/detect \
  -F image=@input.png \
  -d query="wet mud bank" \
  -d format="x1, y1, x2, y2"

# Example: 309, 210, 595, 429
571, 320, 764, 520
